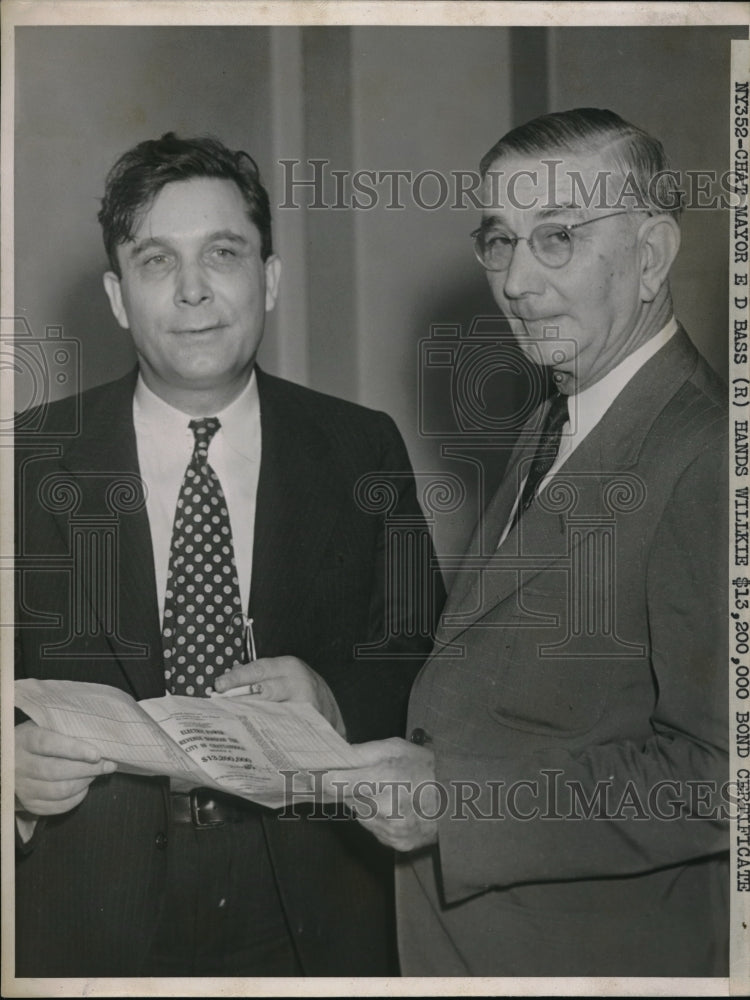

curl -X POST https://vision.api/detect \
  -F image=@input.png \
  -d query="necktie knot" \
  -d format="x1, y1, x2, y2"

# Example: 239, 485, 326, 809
189, 417, 221, 462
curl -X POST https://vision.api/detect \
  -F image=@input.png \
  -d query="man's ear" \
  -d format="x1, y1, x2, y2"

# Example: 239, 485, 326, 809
638, 215, 681, 302
102, 271, 130, 330
264, 254, 282, 313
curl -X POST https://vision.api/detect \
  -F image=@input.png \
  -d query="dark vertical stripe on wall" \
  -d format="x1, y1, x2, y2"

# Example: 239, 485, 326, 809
301, 27, 358, 400
509, 28, 550, 126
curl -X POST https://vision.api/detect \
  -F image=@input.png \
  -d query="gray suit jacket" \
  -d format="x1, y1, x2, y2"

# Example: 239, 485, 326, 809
397, 327, 729, 977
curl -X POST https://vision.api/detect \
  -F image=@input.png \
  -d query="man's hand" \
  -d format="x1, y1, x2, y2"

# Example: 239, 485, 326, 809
214, 656, 347, 738
15, 720, 117, 817
322, 737, 440, 852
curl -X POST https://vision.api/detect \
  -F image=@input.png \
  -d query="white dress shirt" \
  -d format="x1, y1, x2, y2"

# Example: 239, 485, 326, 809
498, 317, 678, 547
133, 373, 262, 626
16, 374, 262, 838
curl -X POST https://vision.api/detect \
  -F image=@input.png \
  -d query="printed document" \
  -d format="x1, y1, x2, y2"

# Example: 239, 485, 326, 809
15, 678, 358, 808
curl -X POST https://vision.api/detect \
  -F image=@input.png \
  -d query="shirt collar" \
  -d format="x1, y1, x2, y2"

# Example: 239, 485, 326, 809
133, 370, 261, 461
215, 372, 261, 462
566, 317, 678, 437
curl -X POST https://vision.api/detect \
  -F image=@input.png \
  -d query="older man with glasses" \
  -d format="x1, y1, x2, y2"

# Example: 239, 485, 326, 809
315, 107, 729, 977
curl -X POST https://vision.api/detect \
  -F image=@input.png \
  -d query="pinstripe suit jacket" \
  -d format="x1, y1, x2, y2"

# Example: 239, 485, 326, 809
15, 366, 443, 976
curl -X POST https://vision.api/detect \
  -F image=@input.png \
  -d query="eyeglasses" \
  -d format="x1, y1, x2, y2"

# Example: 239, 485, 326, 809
471, 210, 651, 271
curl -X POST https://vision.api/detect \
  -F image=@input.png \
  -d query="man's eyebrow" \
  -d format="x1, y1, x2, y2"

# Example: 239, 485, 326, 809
537, 203, 582, 219
128, 236, 169, 259
128, 230, 250, 258
480, 203, 583, 228
479, 213, 509, 229
204, 229, 251, 245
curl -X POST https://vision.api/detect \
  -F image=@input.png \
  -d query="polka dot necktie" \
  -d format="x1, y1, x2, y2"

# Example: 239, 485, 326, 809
162, 417, 246, 696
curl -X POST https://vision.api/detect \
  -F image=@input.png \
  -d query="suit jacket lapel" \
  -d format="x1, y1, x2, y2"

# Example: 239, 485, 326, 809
56, 371, 164, 699
439, 423, 539, 625
437, 327, 702, 645
250, 370, 341, 656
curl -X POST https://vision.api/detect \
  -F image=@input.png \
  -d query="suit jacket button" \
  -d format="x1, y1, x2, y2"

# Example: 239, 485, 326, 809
409, 727, 431, 746
154, 832, 168, 850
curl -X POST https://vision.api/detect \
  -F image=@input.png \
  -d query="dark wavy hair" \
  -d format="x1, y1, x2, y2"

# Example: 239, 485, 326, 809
98, 132, 273, 274
479, 108, 682, 217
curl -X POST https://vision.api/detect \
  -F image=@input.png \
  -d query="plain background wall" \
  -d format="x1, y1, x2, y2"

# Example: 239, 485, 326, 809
14, 27, 274, 398
13, 24, 747, 570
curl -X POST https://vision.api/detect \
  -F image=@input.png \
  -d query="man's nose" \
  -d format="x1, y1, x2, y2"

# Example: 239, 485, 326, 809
501, 237, 544, 299
174, 260, 213, 306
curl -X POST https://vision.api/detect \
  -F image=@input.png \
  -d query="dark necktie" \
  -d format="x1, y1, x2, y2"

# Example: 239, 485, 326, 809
162, 417, 246, 696
511, 391, 569, 528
